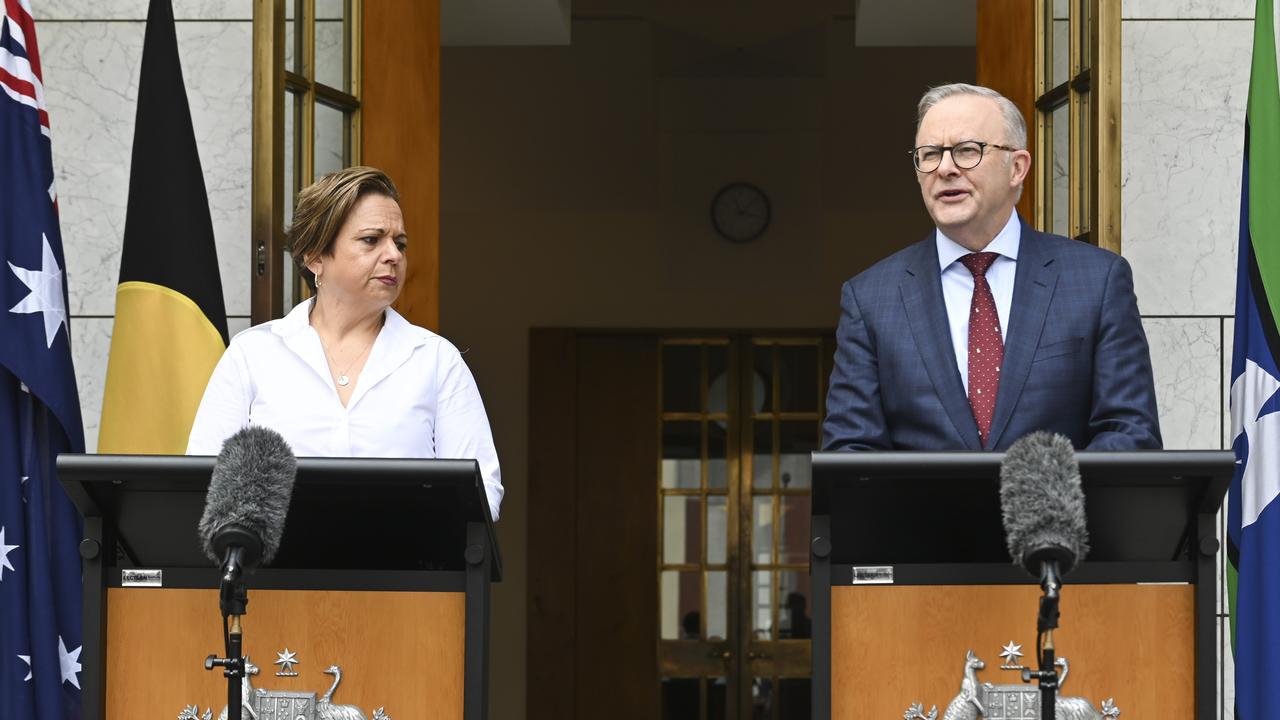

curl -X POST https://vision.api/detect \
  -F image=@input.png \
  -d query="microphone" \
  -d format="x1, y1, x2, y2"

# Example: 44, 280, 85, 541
197, 426, 297, 614
999, 431, 1089, 635
1000, 431, 1089, 576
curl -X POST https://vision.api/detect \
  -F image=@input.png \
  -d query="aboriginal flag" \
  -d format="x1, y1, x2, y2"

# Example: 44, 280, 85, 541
98, 0, 228, 454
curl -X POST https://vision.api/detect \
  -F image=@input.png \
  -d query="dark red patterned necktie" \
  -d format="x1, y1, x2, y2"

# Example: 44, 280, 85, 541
960, 252, 1004, 447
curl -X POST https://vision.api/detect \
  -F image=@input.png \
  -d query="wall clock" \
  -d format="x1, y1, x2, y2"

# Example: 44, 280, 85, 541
710, 182, 770, 243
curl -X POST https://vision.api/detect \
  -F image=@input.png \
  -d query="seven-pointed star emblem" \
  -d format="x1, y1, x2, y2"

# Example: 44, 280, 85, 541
7, 233, 68, 348
58, 636, 82, 689
0, 526, 18, 582
275, 647, 299, 674
999, 641, 1024, 665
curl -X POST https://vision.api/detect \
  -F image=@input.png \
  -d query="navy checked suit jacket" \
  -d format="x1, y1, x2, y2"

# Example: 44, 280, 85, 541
822, 219, 1162, 451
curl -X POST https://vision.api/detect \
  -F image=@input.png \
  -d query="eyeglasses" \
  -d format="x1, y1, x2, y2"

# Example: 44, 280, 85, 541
909, 141, 1020, 173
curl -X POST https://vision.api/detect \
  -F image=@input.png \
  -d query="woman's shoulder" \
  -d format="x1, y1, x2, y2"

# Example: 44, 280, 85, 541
228, 302, 315, 348
220, 317, 302, 367
228, 317, 283, 345
385, 308, 463, 357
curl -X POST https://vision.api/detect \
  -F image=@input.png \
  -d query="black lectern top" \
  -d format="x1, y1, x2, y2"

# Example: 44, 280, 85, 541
812, 450, 1232, 566
57, 454, 501, 579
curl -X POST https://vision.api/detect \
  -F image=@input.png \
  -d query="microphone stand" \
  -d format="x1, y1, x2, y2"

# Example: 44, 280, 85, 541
1020, 560, 1061, 720
205, 546, 252, 720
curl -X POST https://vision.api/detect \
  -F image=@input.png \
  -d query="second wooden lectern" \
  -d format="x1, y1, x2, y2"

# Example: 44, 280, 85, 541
810, 451, 1231, 719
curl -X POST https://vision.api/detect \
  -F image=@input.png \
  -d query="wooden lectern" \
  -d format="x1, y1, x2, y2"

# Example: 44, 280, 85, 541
57, 455, 500, 720
809, 451, 1231, 719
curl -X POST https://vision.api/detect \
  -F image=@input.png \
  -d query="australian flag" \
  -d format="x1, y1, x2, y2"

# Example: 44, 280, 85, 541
1, 1, 88, 719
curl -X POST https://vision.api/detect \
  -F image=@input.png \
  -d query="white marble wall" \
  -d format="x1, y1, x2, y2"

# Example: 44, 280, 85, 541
1122, 1, 1252, 452
34, 1, 254, 452
1121, 1, 1255, 716
1124, 19, 1252, 318
1143, 316, 1224, 449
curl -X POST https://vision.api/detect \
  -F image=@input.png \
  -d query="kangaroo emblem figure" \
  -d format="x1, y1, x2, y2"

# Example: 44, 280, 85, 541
940, 650, 986, 720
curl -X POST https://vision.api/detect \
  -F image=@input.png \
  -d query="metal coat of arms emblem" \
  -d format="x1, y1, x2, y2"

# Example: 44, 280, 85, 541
254, 690, 316, 720
902, 645, 1121, 720
178, 654, 392, 720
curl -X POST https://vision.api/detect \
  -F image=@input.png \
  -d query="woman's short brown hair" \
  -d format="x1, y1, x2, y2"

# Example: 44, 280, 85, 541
287, 166, 401, 290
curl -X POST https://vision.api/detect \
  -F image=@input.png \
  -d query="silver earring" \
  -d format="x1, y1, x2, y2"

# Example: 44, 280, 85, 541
316, 277, 323, 288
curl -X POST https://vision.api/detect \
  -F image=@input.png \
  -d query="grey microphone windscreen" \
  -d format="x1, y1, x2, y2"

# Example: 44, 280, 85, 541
999, 431, 1089, 575
198, 425, 297, 565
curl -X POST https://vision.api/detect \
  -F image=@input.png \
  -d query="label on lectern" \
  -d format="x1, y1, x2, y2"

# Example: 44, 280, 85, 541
121, 569, 162, 587
851, 565, 894, 584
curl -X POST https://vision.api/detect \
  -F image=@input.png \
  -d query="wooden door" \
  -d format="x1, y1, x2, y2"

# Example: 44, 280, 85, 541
977, 0, 1036, 222
528, 331, 661, 720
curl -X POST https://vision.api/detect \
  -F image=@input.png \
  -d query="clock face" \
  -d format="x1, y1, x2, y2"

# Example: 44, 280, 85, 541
711, 182, 770, 243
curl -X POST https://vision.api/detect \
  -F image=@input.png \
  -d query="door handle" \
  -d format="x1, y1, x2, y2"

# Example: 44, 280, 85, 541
747, 651, 772, 661
708, 649, 732, 660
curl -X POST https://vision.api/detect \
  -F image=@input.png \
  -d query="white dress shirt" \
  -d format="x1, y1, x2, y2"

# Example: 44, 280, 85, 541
187, 300, 504, 520
936, 210, 1020, 394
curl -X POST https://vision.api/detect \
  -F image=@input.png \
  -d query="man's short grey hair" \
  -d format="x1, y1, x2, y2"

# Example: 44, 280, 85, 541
916, 83, 1027, 150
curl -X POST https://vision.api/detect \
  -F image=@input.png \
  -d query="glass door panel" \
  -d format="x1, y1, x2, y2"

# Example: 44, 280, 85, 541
742, 339, 818, 720
660, 339, 740, 718
660, 336, 822, 720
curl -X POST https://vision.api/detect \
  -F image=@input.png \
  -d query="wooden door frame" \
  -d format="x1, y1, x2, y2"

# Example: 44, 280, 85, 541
527, 328, 834, 720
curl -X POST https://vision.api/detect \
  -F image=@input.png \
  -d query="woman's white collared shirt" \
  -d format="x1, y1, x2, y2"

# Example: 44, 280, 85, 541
186, 301, 504, 520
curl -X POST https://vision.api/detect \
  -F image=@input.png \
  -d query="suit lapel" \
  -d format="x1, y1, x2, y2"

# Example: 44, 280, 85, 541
987, 223, 1059, 448
900, 237, 983, 451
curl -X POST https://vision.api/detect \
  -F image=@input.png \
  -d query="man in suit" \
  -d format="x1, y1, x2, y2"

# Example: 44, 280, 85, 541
822, 83, 1161, 451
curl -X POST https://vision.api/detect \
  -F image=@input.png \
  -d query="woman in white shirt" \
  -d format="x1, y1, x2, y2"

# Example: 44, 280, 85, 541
187, 166, 503, 520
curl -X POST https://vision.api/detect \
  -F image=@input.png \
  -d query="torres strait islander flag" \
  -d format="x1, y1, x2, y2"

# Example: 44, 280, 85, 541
1228, 0, 1280, 717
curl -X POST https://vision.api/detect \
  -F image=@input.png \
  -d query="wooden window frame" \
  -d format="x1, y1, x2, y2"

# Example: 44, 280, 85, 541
1033, 0, 1120, 251
251, 0, 363, 324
